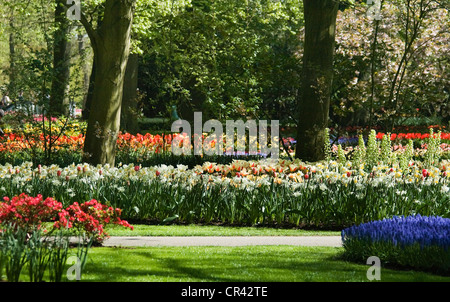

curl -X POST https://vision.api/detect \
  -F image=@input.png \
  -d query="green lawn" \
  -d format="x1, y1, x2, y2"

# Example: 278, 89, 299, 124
24, 224, 446, 283
107, 224, 341, 237
79, 246, 450, 282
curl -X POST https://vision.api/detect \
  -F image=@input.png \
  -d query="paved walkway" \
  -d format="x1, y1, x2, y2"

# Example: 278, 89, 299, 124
102, 236, 342, 247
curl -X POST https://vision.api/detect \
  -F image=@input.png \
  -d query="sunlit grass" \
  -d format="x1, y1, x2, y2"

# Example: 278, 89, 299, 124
106, 224, 341, 237
80, 246, 450, 282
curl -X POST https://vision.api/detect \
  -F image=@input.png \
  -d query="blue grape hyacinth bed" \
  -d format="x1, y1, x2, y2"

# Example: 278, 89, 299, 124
341, 215, 450, 275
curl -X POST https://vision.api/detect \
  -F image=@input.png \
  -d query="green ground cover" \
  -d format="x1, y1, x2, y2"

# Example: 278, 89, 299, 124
80, 246, 450, 282
106, 224, 341, 237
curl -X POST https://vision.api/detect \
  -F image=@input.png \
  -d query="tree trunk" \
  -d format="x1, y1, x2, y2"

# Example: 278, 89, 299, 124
50, 0, 71, 116
120, 53, 139, 134
82, 57, 95, 120
82, 13, 103, 121
78, 34, 91, 118
295, 0, 338, 162
82, 0, 135, 165
8, 18, 16, 95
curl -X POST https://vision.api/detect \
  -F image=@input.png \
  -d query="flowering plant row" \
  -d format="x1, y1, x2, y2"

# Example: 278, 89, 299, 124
0, 193, 133, 242
327, 128, 447, 169
376, 132, 450, 142
0, 159, 448, 227
342, 215, 450, 274
3, 115, 86, 137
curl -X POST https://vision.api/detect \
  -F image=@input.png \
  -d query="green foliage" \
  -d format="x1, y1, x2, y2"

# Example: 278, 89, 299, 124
366, 129, 378, 169
424, 128, 442, 168
337, 144, 346, 164
136, 0, 303, 123
353, 133, 367, 167
324, 128, 332, 161
333, 1, 450, 129
380, 132, 392, 165
0, 223, 93, 282
343, 238, 450, 276
1, 224, 28, 282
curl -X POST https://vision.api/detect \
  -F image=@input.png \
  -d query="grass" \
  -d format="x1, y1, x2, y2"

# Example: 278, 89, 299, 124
106, 224, 341, 237
79, 246, 450, 282
13, 225, 446, 283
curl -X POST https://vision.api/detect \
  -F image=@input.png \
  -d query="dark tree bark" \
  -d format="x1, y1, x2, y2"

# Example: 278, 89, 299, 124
82, 57, 95, 120
295, 0, 339, 162
120, 53, 139, 134
50, 0, 71, 116
80, 0, 136, 165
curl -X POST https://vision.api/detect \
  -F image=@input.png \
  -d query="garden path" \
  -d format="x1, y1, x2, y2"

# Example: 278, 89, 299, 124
102, 236, 342, 247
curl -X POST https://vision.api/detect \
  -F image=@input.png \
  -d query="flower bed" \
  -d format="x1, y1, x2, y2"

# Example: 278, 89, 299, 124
341, 215, 450, 275
0, 126, 448, 227
0, 160, 448, 227
0, 193, 133, 242
0, 193, 133, 282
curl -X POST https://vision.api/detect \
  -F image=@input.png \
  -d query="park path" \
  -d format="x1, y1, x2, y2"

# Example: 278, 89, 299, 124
102, 236, 342, 247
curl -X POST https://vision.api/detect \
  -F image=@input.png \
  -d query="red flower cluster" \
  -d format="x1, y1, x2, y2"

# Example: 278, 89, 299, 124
376, 132, 450, 141
0, 193, 133, 242
0, 193, 62, 231
54, 199, 134, 242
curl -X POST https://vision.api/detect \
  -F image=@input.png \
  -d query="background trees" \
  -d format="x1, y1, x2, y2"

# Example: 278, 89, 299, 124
0, 0, 448, 164
136, 0, 303, 126
333, 0, 450, 129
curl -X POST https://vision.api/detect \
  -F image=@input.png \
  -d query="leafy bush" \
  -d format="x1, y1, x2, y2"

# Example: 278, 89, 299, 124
0, 193, 133, 242
0, 193, 133, 282
341, 215, 450, 275
0, 223, 74, 282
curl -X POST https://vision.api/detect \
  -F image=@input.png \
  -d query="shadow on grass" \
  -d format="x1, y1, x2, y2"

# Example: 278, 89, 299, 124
80, 247, 450, 282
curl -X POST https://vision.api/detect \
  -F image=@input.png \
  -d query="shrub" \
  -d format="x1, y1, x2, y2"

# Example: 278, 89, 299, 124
0, 194, 63, 233
0, 193, 133, 242
54, 199, 134, 242
0, 223, 72, 282
341, 215, 450, 275
0, 194, 133, 282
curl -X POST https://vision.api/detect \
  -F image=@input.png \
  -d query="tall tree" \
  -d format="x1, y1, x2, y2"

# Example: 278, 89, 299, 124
8, 20, 16, 94
79, 0, 136, 165
295, 0, 339, 161
7, 5, 16, 96
50, 0, 71, 116
120, 53, 139, 133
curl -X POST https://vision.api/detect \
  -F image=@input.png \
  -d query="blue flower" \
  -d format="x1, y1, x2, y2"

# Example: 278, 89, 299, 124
342, 215, 450, 249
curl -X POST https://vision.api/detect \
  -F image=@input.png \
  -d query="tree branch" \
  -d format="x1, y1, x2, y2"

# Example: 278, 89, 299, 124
79, 11, 98, 47
64, 1, 98, 47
